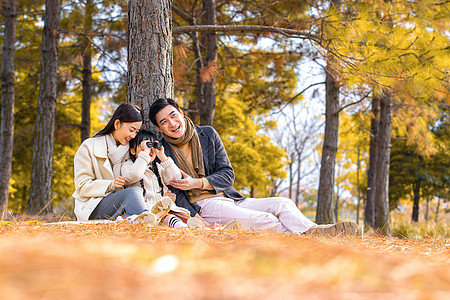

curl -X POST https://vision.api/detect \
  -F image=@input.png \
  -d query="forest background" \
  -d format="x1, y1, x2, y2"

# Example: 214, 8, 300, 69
0, 0, 448, 237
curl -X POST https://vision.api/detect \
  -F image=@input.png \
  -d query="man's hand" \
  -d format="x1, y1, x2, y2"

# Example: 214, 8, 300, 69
169, 170, 203, 190
113, 176, 130, 189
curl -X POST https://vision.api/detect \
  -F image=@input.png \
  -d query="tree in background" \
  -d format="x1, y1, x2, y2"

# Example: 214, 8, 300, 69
0, 0, 17, 218
127, 0, 173, 130
28, 0, 61, 214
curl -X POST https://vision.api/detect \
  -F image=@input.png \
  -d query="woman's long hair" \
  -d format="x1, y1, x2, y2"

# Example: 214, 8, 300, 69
128, 129, 164, 197
95, 103, 143, 137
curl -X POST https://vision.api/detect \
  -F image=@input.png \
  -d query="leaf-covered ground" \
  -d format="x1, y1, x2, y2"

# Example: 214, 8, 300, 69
0, 222, 448, 300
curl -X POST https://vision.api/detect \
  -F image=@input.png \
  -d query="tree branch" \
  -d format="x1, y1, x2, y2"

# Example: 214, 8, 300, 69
173, 25, 320, 43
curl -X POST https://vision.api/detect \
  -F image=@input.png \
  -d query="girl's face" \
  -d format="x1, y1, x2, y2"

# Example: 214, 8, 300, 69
112, 120, 142, 146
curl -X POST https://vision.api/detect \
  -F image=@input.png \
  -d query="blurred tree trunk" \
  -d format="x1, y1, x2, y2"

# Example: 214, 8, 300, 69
356, 147, 361, 224
28, 0, 61, 214
0, 0, 17, 218
316, 64, 339, 224
411, 176, 421, 222
127, 0, 173, 129
80, 0, 94, 142
373, 91, 392, 234
199, 0, 217, 125
365, 96, 380, 228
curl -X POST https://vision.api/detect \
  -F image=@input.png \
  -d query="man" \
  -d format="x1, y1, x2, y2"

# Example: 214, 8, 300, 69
149, 98, 359, 236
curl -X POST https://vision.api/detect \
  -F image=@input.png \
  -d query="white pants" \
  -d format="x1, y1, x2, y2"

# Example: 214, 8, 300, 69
196, 196, 316, 234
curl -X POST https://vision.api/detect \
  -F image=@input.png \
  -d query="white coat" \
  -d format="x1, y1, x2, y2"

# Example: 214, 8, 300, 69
72, 135, 115, 220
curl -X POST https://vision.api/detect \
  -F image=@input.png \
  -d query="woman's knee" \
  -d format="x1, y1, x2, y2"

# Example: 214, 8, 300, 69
125, 186, 145, 202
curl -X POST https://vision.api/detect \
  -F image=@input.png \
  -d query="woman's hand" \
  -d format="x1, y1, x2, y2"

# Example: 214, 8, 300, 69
169, 170, 203, 190
113, 176, 130, 189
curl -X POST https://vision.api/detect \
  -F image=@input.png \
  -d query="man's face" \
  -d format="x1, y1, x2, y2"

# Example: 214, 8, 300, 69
155, 105, 186, 139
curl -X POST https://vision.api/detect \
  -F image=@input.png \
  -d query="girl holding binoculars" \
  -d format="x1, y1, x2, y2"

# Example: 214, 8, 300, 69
121, 129, 208, 229
73, 103, 157, 224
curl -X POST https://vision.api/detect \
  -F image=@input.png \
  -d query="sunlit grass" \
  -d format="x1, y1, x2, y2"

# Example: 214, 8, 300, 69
390, 211, 450, 239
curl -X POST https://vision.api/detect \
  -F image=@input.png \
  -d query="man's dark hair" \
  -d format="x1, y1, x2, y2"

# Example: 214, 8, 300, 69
95, 103, 143, 137
149, 98, 181, 126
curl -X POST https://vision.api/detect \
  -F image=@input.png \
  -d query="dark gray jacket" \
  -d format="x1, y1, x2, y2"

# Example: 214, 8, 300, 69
162, 125, 245, 216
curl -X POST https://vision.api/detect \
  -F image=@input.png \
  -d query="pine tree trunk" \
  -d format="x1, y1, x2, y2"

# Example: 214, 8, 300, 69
365, 96, 380, 228
28, 0, 61, 214
316, 67, 339, 224
356, 147, 361, 224
411, 177, 421, 222
288, 162, 293, 200
127, 0, 173, 129
373, 92, 392, 234
0, 0, 17, 217
80, 0, 94, 142
295, 158, 301, 206
200, 0, 217, 126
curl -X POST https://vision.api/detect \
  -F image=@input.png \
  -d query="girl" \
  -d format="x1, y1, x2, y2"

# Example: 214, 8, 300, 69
72, 103, 157, 224
121, 129, 207, 229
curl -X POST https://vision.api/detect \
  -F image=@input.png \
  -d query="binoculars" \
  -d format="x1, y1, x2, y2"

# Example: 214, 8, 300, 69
146, 140, 162, 149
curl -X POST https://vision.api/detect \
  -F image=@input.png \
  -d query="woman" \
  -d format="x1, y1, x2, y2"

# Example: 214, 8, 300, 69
72, 103, 157, 224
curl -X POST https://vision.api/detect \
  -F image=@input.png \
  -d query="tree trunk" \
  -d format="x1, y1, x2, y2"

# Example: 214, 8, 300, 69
316, 66, 339, 224
373, 92, 392, 234
435, 197, 440, 223
127, 0, 173, 129
0, 0, 17, 218
425, 196, 430, 224
200, 0, 217, 126
288, 162, 293, 200
411, 176, 421, 222
295, 157, 301, 206
334, 192, 340, 223
80, 0, 94, 142
356, 147, 361, 225
365, 96, 380, 229
28, 0, 61, 214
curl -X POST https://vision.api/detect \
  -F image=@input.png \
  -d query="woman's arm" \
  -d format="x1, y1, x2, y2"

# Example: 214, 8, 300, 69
74, 143, 112, 198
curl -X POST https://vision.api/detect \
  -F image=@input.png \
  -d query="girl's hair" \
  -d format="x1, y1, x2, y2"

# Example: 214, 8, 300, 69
128, 129, 164, 197
95, 103, 143, 137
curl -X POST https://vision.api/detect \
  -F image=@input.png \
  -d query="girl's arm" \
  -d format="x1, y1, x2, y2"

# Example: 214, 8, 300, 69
157, 157, 182, 185
121, 152, 151, 184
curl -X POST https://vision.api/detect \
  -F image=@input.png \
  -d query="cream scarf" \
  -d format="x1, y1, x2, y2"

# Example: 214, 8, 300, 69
106, 134, 129, 178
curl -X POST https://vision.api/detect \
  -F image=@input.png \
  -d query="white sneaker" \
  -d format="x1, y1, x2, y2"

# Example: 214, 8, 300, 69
128, 212, 157, 226
151, 197, 172, 221
186, 217, 208, 230
215, 219, 242, 231
305, 221, 359, 237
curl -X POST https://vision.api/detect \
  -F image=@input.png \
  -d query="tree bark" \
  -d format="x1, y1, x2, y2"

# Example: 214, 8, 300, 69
295, 158, 301, 206
316, 66, 339, 224
365, 96, 380, 228
28, 0, 61, 214
127, 0, 173, 129
199, 0, 217, 126
411, 176, 421, 222
0, 0, 17, 218
80, 0, 94, 142
373, 91, 392, 234
356, 147, 361, 224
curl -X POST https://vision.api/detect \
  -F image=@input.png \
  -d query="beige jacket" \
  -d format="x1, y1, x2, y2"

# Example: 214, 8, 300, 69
72, 135, 115, 220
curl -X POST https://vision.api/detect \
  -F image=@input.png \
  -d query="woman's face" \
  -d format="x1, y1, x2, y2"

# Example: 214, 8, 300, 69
112, 120, 142, 146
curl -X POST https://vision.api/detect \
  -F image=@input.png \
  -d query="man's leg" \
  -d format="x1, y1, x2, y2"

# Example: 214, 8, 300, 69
235, 196, 316, 234
196, 196, 282, 232
89, 186, 147, 220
